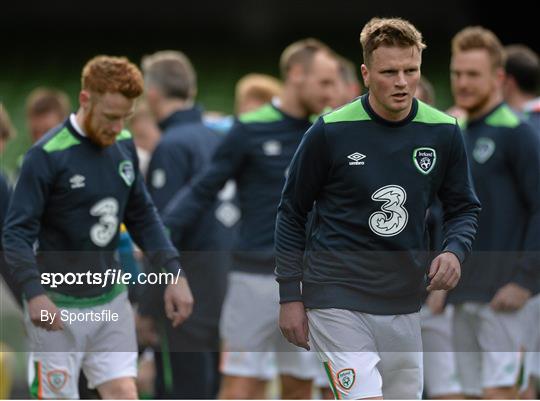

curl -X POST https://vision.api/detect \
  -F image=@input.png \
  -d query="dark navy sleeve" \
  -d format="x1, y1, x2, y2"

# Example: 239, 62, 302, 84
275, 119, 331, 303
2, 147, 54, 299
0, 174, 21, 304
438, 124, 482, 264
147, 142, 191, 212
507, 123, 540, 291
0, 174, 10, 242
123, 144, 182, 276
161, 122, 248, 238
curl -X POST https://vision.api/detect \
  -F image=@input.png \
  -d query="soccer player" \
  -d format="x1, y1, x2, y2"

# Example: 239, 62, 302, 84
447, 27, 540, 399
275, 18, 481, 400
330, 55, 362, 108
25, 87, 71, 143
162, 38, 340, 399
414, 77, 463, 400
503, 44, 540, 127
503, 43, 540, 400
0, 105, 16, 399
2, 55, 193, 399
138, 49, 237, 399
235, 73, 283, 114
128, 100, 161, 177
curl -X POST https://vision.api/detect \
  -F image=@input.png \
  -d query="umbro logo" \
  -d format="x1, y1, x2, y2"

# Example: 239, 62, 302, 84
347, 152, 366, 166
69, 174, 85, 189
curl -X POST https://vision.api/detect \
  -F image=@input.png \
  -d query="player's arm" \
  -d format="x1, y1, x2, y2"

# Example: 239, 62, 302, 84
161, 122, 249, 240
491, 123, 540, 310
137, 141, 192, 321
123, 143, 192, 327
432, 123, 481, 291
2, 147, 62, 330
275, 118, 331, 349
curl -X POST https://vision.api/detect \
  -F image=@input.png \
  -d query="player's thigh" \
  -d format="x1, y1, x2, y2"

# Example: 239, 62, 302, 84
452, 304, 483, 397
81, 292, 137, 389
370, 312, 423, 399
421, 306, 462, 397
220, 351, 276, 381
477, 306, 523, 390
307, 308, 382, 399
220, 272, 278, 352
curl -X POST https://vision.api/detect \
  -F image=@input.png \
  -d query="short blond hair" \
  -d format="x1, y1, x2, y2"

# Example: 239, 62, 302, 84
0, 104, 16, 141
360, 17, 426, 66
235, 74, 283, 112
82, 55, 144, 98
452, 26, 505, 69
279, 38, 332, 79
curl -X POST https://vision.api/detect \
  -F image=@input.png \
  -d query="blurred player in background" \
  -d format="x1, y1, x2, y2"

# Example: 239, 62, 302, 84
330, 55, 362, 108
139, 50, 238, 399
162, 38, 340, 399
415, 77, 463, 400
0, 104, 17, 399
503, 43, 540, 400
25, 87, 71, 143
128, 100, 161, 178
448, 26, 540, 399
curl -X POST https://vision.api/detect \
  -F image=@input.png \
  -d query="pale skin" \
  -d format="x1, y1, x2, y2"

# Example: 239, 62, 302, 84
280, 46, 461, 400
451, 48, 531, 399
26, 90, 194, 398
219, 51, 340, 401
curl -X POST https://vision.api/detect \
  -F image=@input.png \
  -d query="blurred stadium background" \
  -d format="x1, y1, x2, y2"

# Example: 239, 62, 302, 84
2, 0, 539, 175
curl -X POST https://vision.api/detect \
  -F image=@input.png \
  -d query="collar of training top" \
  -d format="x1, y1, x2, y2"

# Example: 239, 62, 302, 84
159, 106, 203, 131
361, 93, 418, 128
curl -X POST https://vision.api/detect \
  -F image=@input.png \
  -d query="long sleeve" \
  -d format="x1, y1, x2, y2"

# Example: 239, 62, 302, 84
275, 119, 331, 303
123, 145, 181, 276
507, 123, 540, 291
2, 148, 53, 299
162, 122, 248, 239
438, 124, 482, 264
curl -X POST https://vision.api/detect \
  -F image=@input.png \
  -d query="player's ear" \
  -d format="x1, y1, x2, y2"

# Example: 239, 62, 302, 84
494, 67, 506, 87
79, 90, 91, 111
361, 64, 369, 89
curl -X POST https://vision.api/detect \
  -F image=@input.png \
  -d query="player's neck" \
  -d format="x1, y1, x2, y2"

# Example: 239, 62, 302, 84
157, 99, 194, 121
468, 92, 504, 121
278, 89, 309, 119
75, 109, 86, 133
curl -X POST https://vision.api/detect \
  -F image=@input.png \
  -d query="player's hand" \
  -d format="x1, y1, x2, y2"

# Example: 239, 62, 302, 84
136, 314, 160, 347
426, 290, 447, 315
164, 276, 193, 328
427, 252, 461, 291
27, 294, 64, 331
279, 301, 310, 350
490, 283, 531, 312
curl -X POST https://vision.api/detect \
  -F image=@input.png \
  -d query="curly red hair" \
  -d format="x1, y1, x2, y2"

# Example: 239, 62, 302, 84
82, 55, 143, 99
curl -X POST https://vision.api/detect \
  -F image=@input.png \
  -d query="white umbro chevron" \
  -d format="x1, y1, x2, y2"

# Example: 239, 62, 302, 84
348, 152, 366, 166
69, 174, 86, 189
